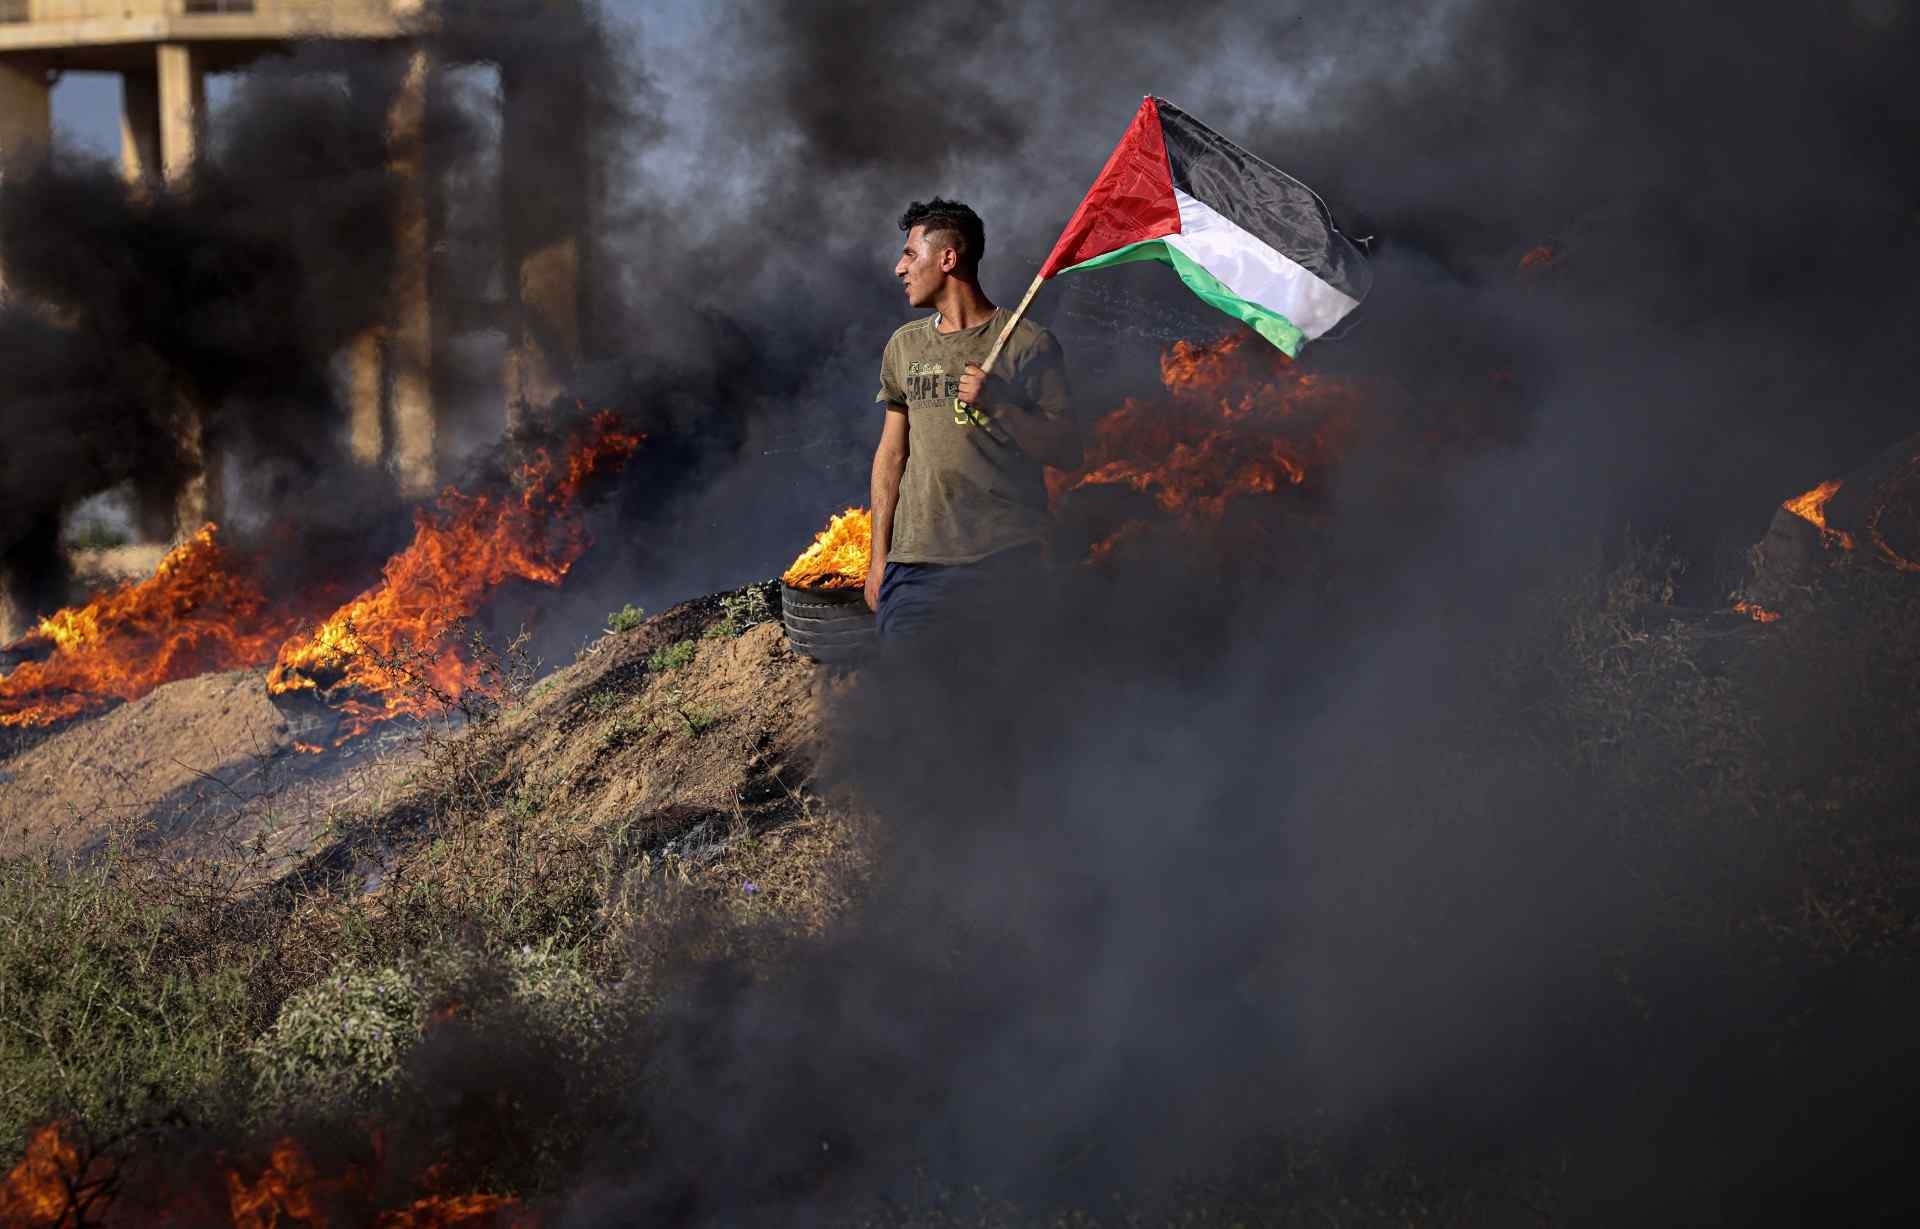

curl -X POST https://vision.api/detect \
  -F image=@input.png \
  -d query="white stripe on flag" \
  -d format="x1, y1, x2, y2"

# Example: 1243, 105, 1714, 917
1168, 190, 1360, 340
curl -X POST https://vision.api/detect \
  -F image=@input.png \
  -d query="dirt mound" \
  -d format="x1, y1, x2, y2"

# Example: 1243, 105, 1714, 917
0, 670, 290, 854
259, 584, 858, 929
0, 669, 427, 872
0, 582, 855, 926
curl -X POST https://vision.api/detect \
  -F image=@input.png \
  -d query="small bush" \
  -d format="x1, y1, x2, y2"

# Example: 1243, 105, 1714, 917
661, 688, 718, 737
501, 941, 610, 1058
250, 945, 614, 1118
648, 639, 696, 673
251, 963, 426, 1114
707, 586, 775, 638
584, 690, 621, 717
597, 713, 647, 751
0, 851, 263, 1154
604, 603, 646, 634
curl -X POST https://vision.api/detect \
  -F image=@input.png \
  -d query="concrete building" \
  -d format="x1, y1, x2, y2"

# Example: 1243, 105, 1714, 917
0, 0, 592, 642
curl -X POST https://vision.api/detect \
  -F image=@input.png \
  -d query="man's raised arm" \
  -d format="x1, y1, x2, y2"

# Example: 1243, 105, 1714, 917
865, 407, 909, 612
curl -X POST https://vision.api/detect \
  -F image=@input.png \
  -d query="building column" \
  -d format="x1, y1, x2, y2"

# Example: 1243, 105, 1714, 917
343, 47, 437, 496
347, 332, 385, 466
120, 67, 162, 189
156, 43, 204, 186
387, 47, 434, 496
0, 515, 64, 648
500, 54, 588, 428
503, 238, 580, 425
0, 60, 54, 631
156, 45, 220, 533
0, 592, 22, 648
171, 399, 219, 531
0, 59, 51, 165
127, 62, 178, 539
0, 58, 52, 301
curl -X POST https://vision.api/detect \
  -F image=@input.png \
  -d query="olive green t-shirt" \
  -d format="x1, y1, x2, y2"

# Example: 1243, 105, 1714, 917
875, 307, 1072, 565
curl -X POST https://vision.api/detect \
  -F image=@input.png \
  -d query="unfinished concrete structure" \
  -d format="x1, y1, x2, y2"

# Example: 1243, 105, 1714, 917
0, 0, 592, 642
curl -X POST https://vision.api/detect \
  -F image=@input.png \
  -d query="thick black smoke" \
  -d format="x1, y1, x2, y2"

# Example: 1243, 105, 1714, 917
0, 64, 409, 583
531, 0, 1920, 1221
595, 0, 1920, 605
6, 0, 1920, 1218
0, 0, 694, 630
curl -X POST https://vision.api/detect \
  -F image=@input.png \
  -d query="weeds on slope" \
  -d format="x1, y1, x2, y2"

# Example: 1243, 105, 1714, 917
0, 614, 819, 1169
1, 553, 1917, 1222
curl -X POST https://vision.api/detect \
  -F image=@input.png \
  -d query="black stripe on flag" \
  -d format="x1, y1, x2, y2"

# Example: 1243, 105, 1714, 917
1155, 98, 1371, 303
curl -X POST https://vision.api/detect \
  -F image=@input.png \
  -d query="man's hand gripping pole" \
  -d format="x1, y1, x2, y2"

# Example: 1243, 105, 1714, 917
952, 272, 1047, 443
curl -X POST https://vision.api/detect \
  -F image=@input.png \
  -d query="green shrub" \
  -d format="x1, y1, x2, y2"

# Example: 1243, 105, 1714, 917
249, 945, 613, 1118
647, 639, 696, 673
706, 586, 775, 638
597, 712, 647, 750
0, 852, 261, 1155
604, 603, 646, 634
250, 963, 426, 1114
664, 689, 717, 737
501, 940, 610, 1059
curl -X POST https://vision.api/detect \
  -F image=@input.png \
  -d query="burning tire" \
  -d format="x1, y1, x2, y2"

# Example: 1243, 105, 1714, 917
780, 583, 875, 664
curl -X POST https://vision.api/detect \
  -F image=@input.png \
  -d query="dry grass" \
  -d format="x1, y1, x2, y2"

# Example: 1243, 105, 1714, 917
3, 556, 1918, 1221
0, 584, 853, 1163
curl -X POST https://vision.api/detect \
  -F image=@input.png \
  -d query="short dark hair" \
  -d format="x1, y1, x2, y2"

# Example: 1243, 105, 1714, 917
899, 198, 985, 271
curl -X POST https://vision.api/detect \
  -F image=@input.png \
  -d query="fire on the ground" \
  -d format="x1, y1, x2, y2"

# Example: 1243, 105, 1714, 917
782, 506, 872, 590
0, 1121, 539, 1228
0, 414, 641, 739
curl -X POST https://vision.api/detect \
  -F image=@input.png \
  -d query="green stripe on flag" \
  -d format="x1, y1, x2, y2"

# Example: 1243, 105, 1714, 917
1060, 240, 1307, 357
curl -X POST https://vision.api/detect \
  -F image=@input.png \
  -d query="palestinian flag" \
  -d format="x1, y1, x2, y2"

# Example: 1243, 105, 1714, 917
1038, 96, 1371, 357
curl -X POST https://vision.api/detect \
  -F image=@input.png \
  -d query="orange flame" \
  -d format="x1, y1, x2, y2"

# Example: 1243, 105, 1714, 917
1782, 479, 1855, 550
782, 507, 872, 590
3, 1124, 538, 1227
0, 526, 299, 729
1047, 332, 1361, 554
226, 1137, 336, 1227
268, 413, 642, 741
0, 1124, 100, 1228
225, 1137, 536, 1228
1732, 600, 1782, 624
0, 416, 639, 740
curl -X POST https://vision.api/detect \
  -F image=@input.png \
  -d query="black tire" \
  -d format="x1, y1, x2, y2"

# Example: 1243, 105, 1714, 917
781, 583, 876, 664
269, 689, 343, 748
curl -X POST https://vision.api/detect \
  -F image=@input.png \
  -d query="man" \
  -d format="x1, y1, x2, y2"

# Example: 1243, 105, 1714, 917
865, 199, 1081, 641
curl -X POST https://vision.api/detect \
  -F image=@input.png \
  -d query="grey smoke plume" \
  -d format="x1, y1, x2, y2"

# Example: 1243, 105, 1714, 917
536, 0, 1920, 1221
584, 0, 1920, 611
0, 0, 667, 617
5, 0, 1919, 1218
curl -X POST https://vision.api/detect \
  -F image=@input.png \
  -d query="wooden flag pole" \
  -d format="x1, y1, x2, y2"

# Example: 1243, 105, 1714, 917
980, 271, 1047, 377
955, 271, 1047, 440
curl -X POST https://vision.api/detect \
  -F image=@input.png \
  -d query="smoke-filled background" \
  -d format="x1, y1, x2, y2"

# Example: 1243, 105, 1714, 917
18, 0, 1919, 604
9, 0, 1920, 1223
581, 2, 1920, 1220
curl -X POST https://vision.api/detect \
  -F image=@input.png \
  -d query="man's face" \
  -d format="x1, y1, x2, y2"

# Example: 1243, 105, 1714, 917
895, 225, 953, 309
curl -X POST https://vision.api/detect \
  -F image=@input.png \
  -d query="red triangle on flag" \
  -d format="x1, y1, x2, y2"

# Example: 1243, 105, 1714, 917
1038, 96, 1181, 279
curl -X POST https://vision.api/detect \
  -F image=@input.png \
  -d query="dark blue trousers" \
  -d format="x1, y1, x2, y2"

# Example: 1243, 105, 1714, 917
875, 544, 1043, 643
